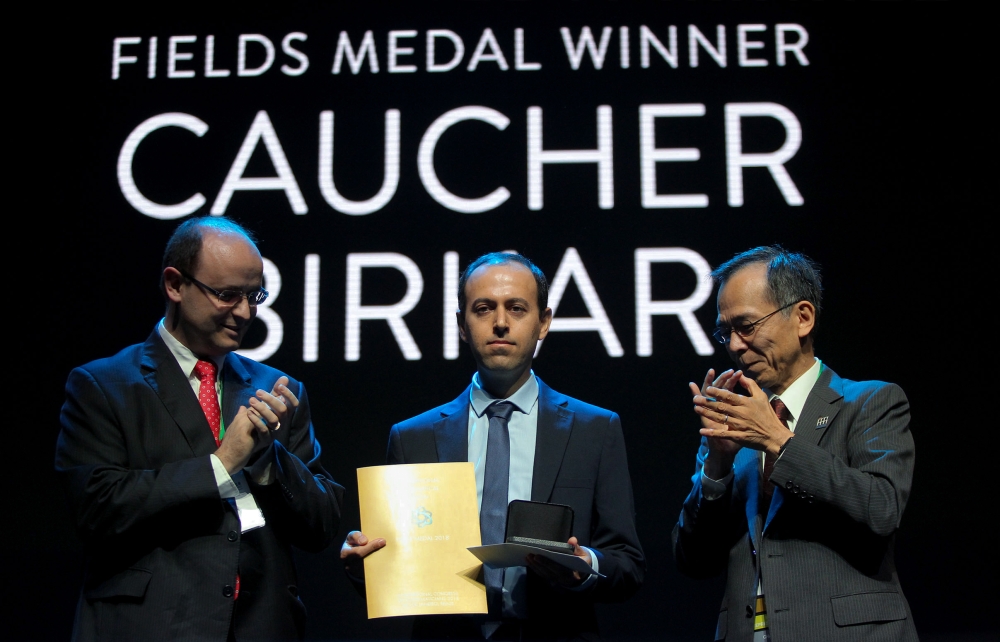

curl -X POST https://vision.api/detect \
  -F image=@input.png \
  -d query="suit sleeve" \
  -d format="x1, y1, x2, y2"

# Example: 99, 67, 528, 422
767, 383, 914, 536
589, 413, 646, 602
386, 424, 403, 465
248, 380, 345, 552
55, 366, 221, 546
671, 437, 747, 579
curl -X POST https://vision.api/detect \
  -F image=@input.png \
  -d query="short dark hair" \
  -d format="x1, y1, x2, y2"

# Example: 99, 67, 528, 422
457, 252, 549, 317
159, 216, 258, 297
711, 245, 822, 328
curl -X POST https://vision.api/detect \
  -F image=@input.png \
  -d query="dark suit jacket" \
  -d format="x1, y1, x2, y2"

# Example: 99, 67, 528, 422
55, 329, 345, 642
386, 378, 645, 641
673, 365, 917, 641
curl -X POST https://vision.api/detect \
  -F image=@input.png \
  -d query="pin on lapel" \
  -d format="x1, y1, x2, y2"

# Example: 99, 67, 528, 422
816, 416, 829, 428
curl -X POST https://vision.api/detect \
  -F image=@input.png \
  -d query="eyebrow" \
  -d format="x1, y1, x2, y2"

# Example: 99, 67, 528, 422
471, 297, 532, 307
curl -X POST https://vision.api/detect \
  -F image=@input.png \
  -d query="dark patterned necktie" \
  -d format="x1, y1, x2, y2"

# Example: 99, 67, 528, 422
763, 398, 790, 499
194, 360, 222, 447
481, 401, 514, 618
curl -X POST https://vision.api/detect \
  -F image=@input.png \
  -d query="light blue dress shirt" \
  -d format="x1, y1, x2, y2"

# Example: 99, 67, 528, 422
466, 371, 597, 619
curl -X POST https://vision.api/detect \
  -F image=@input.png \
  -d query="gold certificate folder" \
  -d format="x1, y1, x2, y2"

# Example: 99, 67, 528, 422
358, 462, 488, 618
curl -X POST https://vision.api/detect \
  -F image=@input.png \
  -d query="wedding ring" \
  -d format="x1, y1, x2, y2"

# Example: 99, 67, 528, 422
723, 414, 729, 424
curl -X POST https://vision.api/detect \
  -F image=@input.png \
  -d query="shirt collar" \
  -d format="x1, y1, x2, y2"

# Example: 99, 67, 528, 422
767, 357, 822, 424
470, 370, 539, 417
157, 318, 227, 380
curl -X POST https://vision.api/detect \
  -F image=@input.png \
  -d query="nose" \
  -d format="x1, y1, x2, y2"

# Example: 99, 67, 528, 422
231, 296, 254, 321
727, 331, 749, 354
493, 307, 508, 335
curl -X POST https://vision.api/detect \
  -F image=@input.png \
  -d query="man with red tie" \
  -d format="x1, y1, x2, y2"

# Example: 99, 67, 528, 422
673, 246, 917, 641
56, 216, 344, 641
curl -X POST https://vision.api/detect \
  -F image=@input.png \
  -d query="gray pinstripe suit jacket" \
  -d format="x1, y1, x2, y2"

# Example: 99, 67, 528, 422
55, 329, 344, 642
673, 365, 917, 641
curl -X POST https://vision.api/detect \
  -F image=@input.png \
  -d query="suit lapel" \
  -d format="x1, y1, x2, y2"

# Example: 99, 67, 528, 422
735, 447, 763, 549
764, 486, 784, 531
141, 330, 218, 456
433, 387, 471, 463
793, 365, 844, 450
222, 353, 262, 455
531, 380, 573, 503
763, 365, 844, 531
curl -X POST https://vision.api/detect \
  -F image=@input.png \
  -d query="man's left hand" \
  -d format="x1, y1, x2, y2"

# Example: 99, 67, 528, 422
526, 536, 592, 588
694, 372, 793, 456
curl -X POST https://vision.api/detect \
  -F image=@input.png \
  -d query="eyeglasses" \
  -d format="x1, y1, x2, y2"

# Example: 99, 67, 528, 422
712, 301, 798, 344
178, 270, 268, 307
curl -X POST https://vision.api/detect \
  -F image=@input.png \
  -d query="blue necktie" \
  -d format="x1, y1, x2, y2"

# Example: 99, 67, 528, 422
481, 401, 514, 618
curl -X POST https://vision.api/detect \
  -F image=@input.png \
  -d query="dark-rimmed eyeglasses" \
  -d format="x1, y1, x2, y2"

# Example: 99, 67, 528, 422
712, 301, 798, 344
178, 270, 268, 307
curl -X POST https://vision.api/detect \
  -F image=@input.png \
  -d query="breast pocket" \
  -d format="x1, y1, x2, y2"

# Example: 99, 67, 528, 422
554, 477, 595, 490
550, 478, 596, 531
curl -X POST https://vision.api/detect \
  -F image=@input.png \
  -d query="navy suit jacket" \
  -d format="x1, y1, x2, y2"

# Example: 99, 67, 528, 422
386, 378, 645, 640
55, 329, 345, 642
673, 365, 917, 642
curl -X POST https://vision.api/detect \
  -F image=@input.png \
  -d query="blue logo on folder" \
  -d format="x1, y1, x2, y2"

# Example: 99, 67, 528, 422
413, 507, 432, 527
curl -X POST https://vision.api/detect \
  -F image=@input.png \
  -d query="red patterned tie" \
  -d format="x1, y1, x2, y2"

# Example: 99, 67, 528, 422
194, 360, 222, 447
194, 359, 239, 600
763, 398, 790, 499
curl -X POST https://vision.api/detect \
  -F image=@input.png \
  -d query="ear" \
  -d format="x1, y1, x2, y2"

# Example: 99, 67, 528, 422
538, 307, 553, 340
457, 310, 468, 344
794, 301, 816, 339
163, 267, 185, 304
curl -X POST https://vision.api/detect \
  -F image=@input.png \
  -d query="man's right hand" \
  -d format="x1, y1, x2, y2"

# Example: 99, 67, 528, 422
340, 530, 386, 580
690, 369, 742, 479
215, 406, 270, 474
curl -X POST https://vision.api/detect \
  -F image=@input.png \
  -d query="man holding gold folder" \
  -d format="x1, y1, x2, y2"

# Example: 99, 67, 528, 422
343, 251, 645, 640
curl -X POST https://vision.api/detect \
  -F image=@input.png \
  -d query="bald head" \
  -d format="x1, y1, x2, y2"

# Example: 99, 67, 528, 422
160, 217, 259, 299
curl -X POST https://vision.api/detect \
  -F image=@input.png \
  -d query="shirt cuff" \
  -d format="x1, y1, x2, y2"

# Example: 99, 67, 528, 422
701, 468, 734, 501
211, 454, 239, 498
570, 546, 600, 590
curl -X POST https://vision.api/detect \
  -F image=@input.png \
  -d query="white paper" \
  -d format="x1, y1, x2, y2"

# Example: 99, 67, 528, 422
235, 493, 266, 532
467, 543, 603, 577
231, 470, 265, 533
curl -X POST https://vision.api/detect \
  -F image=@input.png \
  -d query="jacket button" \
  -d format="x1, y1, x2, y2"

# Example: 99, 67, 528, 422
228, 530, 239, 542
746, 605, 754, 617
223, 585, 234, 597
785, 480, 794, 490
